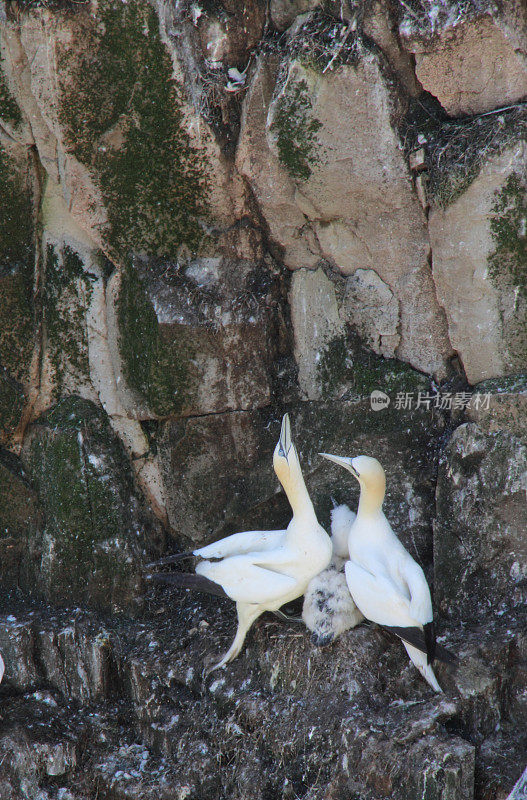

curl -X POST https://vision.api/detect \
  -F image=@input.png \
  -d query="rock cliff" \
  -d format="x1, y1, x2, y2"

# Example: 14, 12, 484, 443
0, 1, 525, 798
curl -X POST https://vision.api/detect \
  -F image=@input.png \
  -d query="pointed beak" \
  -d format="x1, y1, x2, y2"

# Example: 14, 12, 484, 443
319, 453, 359, 478
279, 413, 292, 459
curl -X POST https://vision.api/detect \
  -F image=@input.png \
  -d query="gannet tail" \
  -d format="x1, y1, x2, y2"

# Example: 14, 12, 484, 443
389, 626, 457, 664
146, 550, 195, 569
145, 571, 229, 599
402, 641, 443, 692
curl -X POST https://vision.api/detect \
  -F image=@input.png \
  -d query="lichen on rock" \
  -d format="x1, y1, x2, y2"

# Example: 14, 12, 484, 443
58, 0, 211, 260
270, 77, 323, 182
22, 396, 161, 611
43, 243, 95, 399
116, 260, 192, 417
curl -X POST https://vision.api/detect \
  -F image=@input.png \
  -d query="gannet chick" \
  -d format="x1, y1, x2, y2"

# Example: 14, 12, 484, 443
302, 503, 363, 646
149, 414, 332, 672
330, 502, 356, 563
320, 454, 452, 692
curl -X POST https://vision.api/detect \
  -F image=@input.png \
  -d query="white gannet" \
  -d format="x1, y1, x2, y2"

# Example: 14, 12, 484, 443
302, 503, 364, 646
148, 414, 333, 671
320, 454, 455, 692
0, 652, 4, 684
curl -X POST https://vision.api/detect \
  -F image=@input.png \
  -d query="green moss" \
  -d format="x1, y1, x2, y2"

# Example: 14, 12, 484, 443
0, 371, 25, 443
489, 174, 527, 299
474, 374, 527, 394
28, 397, 134, 603
271, 79, 322, 182
117, 261, 192, 416
0, 145, 33, 268
487, 173, 527, 363
0, 272, 33, 381
318, 333, 430, 399
0, 145, 34, 390
58, 0, 210, 259
44, 243, 95, 397
0, 62, 22, 126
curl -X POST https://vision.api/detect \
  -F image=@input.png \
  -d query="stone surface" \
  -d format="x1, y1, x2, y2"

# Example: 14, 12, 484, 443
508, 767, 527, 800
434, 419, 527, 622
236, 55, 322, 270
401, 12, 527, 117
239, 49, 452, 376
109, 255, 288, 418
0, 588, 524, 800
20, 396, 163, 612
270, 0, 321, 31
467, 376, 527, 437
430, 143, 527, 385
0, 139, 36, 449
343, 268, 400, 358
289, 267, 344, 399
0, 451, 42, 593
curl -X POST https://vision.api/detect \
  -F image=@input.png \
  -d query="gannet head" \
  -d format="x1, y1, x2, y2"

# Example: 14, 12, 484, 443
273, 413, 299, 484
319, 453, 386, 508
273, 414, 298, 476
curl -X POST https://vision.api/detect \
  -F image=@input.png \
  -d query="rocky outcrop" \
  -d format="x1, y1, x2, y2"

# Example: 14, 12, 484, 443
0, 571, 525, 800
430, 143, 527, 385
238, 44, 453, 378
0, 1, 526, 798
15, 396, 164, 612
400, 6, 527, 117
434, 378, 527, 623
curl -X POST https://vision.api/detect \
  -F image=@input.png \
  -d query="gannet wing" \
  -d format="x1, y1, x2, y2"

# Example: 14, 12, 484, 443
344, 560, 415, 628
398, 556, 433, 624
197, 555, 298, 604
397, 556, 435, 663
196, 530, 286, 560
345, 561, 440, 664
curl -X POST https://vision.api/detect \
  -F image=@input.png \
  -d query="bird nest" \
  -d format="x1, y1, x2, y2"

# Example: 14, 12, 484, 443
396, 0, 495, 36
425, 106, 527, 206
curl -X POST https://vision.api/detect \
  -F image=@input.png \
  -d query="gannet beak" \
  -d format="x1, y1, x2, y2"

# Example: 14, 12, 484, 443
319, 453, 359, 478
279, 413, 292, 459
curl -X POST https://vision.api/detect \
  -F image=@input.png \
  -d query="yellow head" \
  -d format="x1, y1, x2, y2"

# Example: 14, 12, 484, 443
273, 413, 301, 489
319, 453, 386, 512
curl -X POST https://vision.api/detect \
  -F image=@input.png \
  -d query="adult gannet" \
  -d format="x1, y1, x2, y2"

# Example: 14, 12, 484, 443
0, 652, 4, 684
148, 414, 333, 671
302, 503, 364, 646
320, 454, 455, 692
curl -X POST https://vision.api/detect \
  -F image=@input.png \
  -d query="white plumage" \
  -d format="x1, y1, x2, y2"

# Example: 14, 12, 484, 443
302, 503, 364, 646
150, 414, 332, 672
320, 453, 443, 692
0, 652, 4, 684
329, 502, 356, 562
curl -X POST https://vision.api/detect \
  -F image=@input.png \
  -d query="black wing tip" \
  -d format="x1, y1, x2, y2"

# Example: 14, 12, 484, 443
388, 625, 458, 666
146, 550, 195, 569
147, 571, 229, 600
424, 621, 436, 666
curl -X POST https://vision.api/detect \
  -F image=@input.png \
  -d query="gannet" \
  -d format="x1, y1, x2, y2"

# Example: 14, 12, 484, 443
148, 414, 332, 671
320, 454, 455, 692
0, 652, 4, 684
302, 503, 364, 646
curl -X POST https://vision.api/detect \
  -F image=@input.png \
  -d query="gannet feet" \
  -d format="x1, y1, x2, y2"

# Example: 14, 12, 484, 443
310, 631, 336, 647
206, 642, 243, 675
